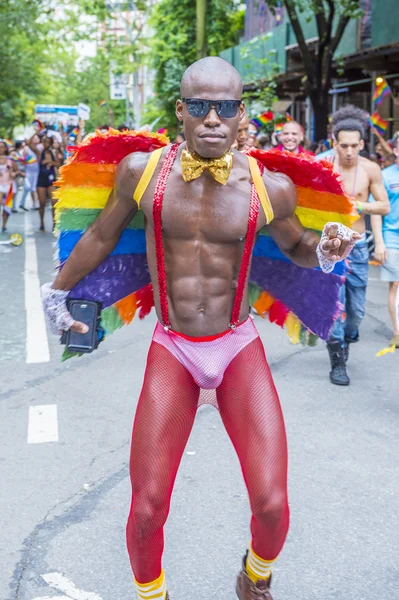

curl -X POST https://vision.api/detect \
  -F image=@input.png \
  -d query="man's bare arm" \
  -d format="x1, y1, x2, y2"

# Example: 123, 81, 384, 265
360, 162, 390, 216
265, 174, 358, 268
371, 214, 387, 264
53, 155, 139, 291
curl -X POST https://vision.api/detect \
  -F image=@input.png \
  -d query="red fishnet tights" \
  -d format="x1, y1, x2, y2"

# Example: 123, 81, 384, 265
126, 338, 289, 583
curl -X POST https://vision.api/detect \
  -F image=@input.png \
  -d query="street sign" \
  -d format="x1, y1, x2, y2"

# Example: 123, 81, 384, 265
77, 103, 91, 120
109, 63, 127, 100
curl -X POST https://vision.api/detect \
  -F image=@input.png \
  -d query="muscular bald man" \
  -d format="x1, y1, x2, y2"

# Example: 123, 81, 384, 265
42, 58, 359, 600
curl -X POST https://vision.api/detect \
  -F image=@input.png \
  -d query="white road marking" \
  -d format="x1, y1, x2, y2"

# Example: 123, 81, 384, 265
25, 213, 50, 363
31, 572, 103, 600
28, 405, 59, 444
32, 597, 70, 599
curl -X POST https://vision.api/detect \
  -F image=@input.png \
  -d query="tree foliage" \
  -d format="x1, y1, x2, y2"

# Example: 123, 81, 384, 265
267, 0, 362, 138
147, 0, 245, 132
0, 0, 244, 138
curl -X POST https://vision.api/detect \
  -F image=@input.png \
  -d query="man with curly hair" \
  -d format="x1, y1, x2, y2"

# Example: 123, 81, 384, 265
326, 105, 390, 385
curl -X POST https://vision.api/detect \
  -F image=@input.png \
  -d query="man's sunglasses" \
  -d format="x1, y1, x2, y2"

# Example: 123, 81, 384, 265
181, 98, 242, 119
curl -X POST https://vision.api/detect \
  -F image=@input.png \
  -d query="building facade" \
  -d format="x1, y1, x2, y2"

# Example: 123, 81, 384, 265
220, 0, 399, 140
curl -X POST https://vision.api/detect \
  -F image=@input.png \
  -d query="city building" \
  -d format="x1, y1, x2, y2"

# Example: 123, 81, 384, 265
220, 0, 399, 140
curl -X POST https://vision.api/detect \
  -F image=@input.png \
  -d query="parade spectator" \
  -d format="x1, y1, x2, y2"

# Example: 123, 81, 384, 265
275, 121, 315, 155
0, 140, 18, 232
19, 134, 40, 210
247, 122, 258, 148
29, 134, 59, 231
326, 105, 390, 386
371, 127, 395, 169
371, 131, 399, 347
52, 137, 65, 176
235, 114, 250, 151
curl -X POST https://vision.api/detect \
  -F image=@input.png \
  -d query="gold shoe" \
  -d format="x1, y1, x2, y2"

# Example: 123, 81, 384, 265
390, 334, 399, 348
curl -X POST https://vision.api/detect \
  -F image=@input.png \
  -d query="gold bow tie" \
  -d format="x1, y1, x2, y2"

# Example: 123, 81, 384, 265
180, 148, 233, 185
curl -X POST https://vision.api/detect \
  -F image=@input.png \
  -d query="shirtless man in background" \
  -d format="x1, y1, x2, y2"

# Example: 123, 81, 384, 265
326, 105, 390, 386
41, 58, 358, 599
235, 113, 250, 151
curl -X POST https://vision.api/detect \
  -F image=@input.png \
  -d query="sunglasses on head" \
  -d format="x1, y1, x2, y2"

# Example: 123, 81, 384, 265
181, 98, 242, 119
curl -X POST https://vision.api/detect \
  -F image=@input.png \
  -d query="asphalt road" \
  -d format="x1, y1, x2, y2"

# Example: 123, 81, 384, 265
1, 209, 398, 600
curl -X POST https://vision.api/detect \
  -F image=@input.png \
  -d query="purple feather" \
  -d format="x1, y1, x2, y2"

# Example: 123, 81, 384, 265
250, 257, 343, 340
67, 254, 150, 308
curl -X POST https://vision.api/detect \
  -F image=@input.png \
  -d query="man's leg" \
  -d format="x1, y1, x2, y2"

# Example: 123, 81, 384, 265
19, 178, 31, 210
216, 337, 289, 598
344, 281, 367, 342
327, 282, 350, 386
388, 281, 399, 345
126, 341, 199, 597
343, 242, 369, 345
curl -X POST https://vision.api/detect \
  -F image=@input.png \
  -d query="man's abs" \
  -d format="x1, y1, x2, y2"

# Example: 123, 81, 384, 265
140, 155, 257, 337
146, 226, 250, 337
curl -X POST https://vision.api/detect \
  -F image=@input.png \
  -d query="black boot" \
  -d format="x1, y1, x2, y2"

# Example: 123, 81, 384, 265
327, 340, 350, 386
344, 334, 359, 363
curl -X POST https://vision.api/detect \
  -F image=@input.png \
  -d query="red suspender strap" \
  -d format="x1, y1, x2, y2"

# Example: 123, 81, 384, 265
152, 143, 180, 329
230, 164, 263, 328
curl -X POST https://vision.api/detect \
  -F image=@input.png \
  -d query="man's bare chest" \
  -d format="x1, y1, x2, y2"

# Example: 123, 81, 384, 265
141, 173, 254, 245
340, 166, 370, 199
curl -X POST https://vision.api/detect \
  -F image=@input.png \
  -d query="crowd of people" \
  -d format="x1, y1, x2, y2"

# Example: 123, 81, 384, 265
0, 120, 88, 233
2, 101, 398, 376
11, 57, 396, 600
230, 104, 399, 383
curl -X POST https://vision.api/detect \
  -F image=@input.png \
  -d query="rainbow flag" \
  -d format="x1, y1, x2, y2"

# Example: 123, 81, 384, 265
99, 100, 107, 107
373, 79, 391, 106
25, 155, 37, 164
32, 119, 44, 131
3, 185, 13, 215
275, 122, 284, 134
370, 111, 388, 135
285, 113, 293, 122
69, 127, 80, 138
251, 111, 274, 128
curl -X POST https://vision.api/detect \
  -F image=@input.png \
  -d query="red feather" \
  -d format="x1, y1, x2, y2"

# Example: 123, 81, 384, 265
135, 284, 155, 319
68, 129, 168, 165
268, 299, 289, 327
247, 148, 345, 196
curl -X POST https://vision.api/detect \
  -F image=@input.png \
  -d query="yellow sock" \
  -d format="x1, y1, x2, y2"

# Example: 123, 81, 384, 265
135, 570, 167, 599
246, 544, 276, 584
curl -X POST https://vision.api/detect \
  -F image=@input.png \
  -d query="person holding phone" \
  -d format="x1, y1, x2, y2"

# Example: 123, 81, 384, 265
42, 58, 359, 600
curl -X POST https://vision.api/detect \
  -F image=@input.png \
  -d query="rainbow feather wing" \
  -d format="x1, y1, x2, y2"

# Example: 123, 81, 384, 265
54, 129, 168, 358
247, 149, 359, 343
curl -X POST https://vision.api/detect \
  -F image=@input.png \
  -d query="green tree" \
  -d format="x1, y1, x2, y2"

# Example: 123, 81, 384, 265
147, 0, 244, 132
0, 0, 51, 135
197, 0, 207, 59
0, 0, 148, 137
268, 0, 362, 139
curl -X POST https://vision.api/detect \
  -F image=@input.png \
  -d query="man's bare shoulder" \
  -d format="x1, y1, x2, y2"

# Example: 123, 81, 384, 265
234, 151, 297, 219
262, 168, 297, 219
358, 155, 382, 180
114, 145, 171, 196
124, 146, 170, 177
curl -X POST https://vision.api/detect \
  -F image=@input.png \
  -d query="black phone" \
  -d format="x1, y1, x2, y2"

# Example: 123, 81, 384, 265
63, 300, 102, 353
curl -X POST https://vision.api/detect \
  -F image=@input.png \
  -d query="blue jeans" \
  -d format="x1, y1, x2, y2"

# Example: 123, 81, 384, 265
330, 241, 369, 343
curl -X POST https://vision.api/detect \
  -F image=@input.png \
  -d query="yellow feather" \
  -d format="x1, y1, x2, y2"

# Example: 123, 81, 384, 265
54, 186, 111, 210
295, 206, 358, 231
376, 344, 396, 357
285, 312, 301, 344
